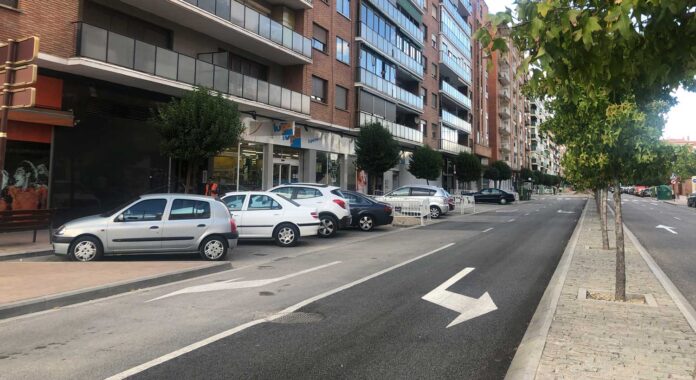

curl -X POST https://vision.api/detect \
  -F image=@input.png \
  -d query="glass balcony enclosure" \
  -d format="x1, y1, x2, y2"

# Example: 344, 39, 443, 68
441, 109, 471, 133
440, 81, 471, 109
359, 112, 423, 144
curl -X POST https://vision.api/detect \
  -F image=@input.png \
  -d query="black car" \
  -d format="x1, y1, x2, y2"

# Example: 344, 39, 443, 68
342, 190, 394, 231
465, 188, 516, 205
688, 193, 696, 208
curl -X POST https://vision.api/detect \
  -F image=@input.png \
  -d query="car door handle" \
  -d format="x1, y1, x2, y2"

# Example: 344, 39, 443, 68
149, 226, 159, 229
197, 224, 206, 228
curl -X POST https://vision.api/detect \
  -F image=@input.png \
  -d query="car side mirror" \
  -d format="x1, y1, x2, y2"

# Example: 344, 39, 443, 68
115, 214, 125, 222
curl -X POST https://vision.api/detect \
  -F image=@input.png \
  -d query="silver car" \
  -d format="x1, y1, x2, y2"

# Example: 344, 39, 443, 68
53, 194, 238, 261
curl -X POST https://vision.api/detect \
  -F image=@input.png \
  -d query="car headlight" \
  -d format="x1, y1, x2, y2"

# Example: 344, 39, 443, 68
55, 225, 66, 235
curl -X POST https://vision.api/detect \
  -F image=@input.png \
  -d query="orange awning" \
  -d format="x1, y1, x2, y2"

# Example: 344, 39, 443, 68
8, 107, 74, 127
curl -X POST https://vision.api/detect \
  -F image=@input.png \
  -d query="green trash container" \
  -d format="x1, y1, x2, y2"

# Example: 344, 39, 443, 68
656, 185, 673, 200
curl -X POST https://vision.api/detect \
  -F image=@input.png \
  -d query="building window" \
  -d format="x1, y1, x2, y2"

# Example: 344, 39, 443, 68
431, 3, 437, 19
421, 87, 427, 106
0, 0, 18, 8
431, 63, 437, 78
431, 93, 437, 108
422, 56, 428, 72
431, 33, 437, 48
432, 123, 438, 139
337, 0, 350, 18
423, 25, 428, 43
312, 76, 328, 103
312, 23, 328, 53
336, 37, 350, 64
422, 122, 428, 137
335, 85, 348, 110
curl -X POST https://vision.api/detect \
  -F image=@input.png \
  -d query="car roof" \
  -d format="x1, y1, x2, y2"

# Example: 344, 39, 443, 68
396, 184, 442, 190
271, 183, 339, 190
140, 193, 213, 201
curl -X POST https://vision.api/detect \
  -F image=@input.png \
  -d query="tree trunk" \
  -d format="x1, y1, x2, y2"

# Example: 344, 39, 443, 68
595, 189, 601, 214
600, 188, 610, 250
185, 160, 194, 194
613, 181, 626, 302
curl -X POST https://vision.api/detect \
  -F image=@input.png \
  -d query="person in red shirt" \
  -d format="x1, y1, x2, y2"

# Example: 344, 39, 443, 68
204, 177, 219, 197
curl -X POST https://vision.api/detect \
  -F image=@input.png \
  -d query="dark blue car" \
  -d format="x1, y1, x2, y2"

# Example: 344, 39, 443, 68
342, 190, 394, 231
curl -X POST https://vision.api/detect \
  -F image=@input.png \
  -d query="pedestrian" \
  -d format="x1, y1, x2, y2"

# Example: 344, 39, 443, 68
204, 177, 219, 197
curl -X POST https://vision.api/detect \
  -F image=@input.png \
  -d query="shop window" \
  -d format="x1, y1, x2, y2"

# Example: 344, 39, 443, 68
311, 76, 328, 103
1, 141, 50, 211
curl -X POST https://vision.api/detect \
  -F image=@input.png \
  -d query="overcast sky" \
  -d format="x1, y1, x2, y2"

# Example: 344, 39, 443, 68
483, 0, 694, 140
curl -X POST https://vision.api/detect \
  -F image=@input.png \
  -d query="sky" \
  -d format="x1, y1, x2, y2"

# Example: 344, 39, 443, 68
484, 0, 695, 140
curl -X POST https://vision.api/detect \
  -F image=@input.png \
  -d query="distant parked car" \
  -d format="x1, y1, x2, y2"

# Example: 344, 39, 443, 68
687, 193, 696, 208
376, 185, 453, 219
468, 188, 516, 205
639, 188, 652, 197
268, 184, 351, 238
221, 192, 319, 247
53, 194, 238, 262
342, 190, 393, 231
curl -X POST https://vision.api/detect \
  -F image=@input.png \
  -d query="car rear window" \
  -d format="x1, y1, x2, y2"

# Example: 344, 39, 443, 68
331, 189, 346, 198
169, 199, 211, 220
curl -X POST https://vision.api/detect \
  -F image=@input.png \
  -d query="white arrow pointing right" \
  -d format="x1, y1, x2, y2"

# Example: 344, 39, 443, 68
656, 225, 678, 234
422, 267, 497, 328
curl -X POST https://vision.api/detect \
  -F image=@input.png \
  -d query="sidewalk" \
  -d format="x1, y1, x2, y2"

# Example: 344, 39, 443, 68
665, 197, 688, 206
0, 230, 53, 260
508, 200, 696, 379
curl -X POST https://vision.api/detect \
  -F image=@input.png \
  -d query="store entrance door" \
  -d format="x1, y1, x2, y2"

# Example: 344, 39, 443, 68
273, 163, 299, 186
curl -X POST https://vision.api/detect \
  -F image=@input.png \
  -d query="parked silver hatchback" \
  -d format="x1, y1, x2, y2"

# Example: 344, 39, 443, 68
53, 194, 238, 261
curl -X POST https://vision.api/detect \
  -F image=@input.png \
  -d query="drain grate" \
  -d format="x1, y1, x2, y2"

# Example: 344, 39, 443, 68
271, 312, 324, 324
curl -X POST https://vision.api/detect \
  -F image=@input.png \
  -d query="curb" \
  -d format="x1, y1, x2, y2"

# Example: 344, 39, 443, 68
0, 261, 231, 320
0, 248, 54, 261
504, 198, 589, 380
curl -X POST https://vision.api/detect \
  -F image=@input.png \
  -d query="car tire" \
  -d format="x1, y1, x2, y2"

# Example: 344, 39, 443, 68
430, 206, 441, 219
274, 223, 299, 247
499, 198, 508, 205
358, 215, 374, 231
68, 236, 103, 262
318, 215, 338, 238
199, 235, 228, 261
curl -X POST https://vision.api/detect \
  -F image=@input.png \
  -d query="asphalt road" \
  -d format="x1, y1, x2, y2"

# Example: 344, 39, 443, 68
131, 198, 585, 380
613, 195, 696, 308
0, 198, 585, 380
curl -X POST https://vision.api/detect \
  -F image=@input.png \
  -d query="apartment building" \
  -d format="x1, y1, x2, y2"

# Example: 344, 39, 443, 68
527, 98, 562, 176
0, 0, 485, 220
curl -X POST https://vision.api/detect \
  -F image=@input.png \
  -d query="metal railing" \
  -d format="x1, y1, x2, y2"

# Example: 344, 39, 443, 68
365, 0, 422, 43
440, 81, 471, 109
440, 139, 471, 154
357, 68, 423, 110
441, 109, 471, 133
439, 51, 471, 83
183, 0, 312, 59
359, 23, 423, 78
360, 113, 423, 144
373, 197, 430, 226
76, 23, 311, 115
454, 194, 475, 214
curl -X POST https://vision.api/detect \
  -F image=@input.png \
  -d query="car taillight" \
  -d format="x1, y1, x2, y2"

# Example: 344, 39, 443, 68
384, 205, 392, 214
333, 199, 346, 209
230, 218, 237, 234
311, 212, 319, 219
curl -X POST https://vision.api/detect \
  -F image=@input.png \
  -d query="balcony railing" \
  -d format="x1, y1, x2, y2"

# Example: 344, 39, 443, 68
440, 139, 471, 154
499, 121, 511, 134
365, 0, 422, 43
441, 17, 471, 60
357, 69, 423, 111
441, 110, 471, 133
360, 112, 423, 144
498, 70, 511, 85
439, 51, 472, 83
183, 0, 312, 59
440, 81, 471, 109
442, 0, 471, 35
76, 23, 310, 115
499, 106, 511, 119
409, 0, 425, 11
359, 23, 423, 78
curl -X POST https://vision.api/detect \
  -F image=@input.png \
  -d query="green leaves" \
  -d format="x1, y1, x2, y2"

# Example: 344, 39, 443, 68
354, 122, 401, 179
582, 16, 602, 49
408, 146, 443, 182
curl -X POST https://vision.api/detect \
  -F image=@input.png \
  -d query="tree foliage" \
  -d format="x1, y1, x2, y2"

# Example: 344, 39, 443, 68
355, 122, 401, 192
408, 145, 443, 184
672, 145, 696, 180
520, 167, 534, 182
153, 86, 244, 192
455, 152, 482, 183
490, 160, 512, 187
483, 166, 500, 185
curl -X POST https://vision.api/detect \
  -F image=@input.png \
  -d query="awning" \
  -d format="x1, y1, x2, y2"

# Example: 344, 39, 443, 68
8, 107, 75, 127
397, 0, 422, 24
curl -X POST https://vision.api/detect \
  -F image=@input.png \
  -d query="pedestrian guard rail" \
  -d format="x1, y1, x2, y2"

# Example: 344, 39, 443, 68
374, 198, 430, 226
455, 195, 476, 214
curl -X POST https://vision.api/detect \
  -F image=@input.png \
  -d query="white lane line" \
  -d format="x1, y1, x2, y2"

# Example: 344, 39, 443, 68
482, 228, 493, 233
524, 213, 530, 216
508, 218, 516, 222
105, 242, 457, 380
674, 217, 681, 221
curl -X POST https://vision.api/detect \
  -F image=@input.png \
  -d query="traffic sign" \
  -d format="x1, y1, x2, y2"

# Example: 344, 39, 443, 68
0, 87, 36, 109
0, 64, 37, 87
0, 36, 40, 69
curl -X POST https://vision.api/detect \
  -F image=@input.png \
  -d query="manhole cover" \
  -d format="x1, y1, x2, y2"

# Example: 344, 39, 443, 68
271, 312, 324, 324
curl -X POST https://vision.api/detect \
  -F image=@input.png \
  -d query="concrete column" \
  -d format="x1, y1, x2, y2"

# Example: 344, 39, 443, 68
339, 153, 348, 189
302, 149, 317, 183
262, 143, 274, 190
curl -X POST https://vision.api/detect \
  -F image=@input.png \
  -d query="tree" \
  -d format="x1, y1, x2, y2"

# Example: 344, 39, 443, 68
355, 122, 401, 194
153, 86, 244, 193
408, 145, 443, 185
672, 145, 696, 182
520, 167, 534, 182
455, 152, 482, 187
490, 160, 512, 188
483, 166, 500, 187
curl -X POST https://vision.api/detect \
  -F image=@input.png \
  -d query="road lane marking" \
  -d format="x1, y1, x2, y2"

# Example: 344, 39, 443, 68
557, 210, 575, 214
422, 268, 497, 327
524, 213, 530, 216
674, 217, 681, 221
508, 218, 515, 222
656, 225, 678, 234
148, 261, 342, 302
106, 242, 456, 380
482, 228, 493, 233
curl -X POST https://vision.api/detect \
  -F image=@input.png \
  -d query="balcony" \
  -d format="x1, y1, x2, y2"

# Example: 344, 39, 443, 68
359, 112, 423, 145
409, 0, 425, 11
76, 23, 310, 117
440, 17, 471, 60
498, 70, 510, 85
357, 69, 423, 111
440, 139, 471, 154
365, 0, 422, 44
499, 105, 511, 119
441, 110, 471, 133
358, 23, 423, 79
441, 0, 471, 35
499, 120, 511, 135
498, 89, 510, 103
440, 81, 471, 110
439, 51, 472, 83
118, 0, 312, 65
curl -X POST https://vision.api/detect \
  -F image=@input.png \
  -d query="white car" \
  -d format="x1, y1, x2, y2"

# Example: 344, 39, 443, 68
376, 185, 454, 219
220, 192, 320, 247
268, 184, 351, 238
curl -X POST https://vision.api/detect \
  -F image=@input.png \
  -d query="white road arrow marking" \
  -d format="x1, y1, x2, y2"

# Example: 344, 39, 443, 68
656, 225, 678, 235
422, 267, 497, 328
557, 210, 575, 214
149, 261, 341, 302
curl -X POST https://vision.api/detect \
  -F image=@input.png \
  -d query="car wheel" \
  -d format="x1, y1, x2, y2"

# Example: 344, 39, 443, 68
499, 198, 508, 205
68, 236, 103, 262
430, 206, 441, 219
199, 236, 228, 261
274, 224, 299, 247
358, 215, 374, 231
318, 215, 338, 238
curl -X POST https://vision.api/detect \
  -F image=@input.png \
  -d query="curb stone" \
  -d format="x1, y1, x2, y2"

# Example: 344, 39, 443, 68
0, 248, 54, 261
